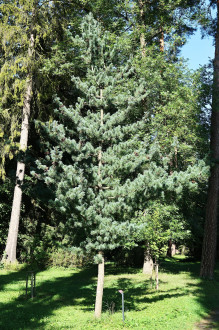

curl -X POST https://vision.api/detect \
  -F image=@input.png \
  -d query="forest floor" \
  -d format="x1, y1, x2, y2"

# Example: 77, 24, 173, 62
0, 256, 219, 329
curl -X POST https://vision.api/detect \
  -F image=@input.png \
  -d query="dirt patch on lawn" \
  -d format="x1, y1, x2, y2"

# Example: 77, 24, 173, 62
195, 310, 219, 329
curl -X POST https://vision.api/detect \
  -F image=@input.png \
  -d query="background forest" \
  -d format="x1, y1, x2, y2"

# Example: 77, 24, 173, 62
0, 0, 219, 317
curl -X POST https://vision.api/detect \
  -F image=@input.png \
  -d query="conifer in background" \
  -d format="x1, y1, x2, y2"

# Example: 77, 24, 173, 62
0, 1, 37, 263
0, 0, 83, 263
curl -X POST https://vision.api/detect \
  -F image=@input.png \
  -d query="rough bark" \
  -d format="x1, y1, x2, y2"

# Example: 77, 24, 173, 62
3, 34, 34, 263
94, 252, 104, 318
200, 1, 219, 279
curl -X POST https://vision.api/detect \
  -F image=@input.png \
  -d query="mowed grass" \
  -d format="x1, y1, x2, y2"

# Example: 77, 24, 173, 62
0, 256, 219, 329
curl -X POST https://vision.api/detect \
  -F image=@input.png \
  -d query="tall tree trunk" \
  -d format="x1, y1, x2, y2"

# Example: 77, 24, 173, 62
94, 90, 104, 318
138, 0, 154, 275
200, 1, 219, 279
3, 34, 34, 263
94, 251, 105, 318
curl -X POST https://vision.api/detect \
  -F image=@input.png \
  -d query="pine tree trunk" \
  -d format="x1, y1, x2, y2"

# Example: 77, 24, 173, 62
138, 0, 146, 57
138, 2, 154, 274
200, 1, 219, 279
143, 243, 153, 275
3, 34, 34, 263
94, 90, 104, 318
159, 27, 164, 52
94, 252, 104, 318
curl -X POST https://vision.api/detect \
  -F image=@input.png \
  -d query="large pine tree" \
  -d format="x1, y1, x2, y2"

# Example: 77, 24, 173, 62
36, 14, 150, 317
35, 14, 209, 316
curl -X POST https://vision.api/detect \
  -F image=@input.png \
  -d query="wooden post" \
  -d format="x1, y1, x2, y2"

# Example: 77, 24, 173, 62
94, 252, 104, 318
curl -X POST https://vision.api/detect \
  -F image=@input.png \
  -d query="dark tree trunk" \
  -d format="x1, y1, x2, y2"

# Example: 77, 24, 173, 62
167, 239, 172, 257
138, 1, 154, 274
200, 1, 219, 279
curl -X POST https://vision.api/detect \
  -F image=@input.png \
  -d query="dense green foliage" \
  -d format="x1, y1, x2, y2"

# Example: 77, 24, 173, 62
32, 14, 209, 263
1, 0, 218, 324
0, 0, 214, 269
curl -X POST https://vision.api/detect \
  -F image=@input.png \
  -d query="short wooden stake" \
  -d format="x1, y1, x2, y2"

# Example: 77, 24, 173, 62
26, 271, 36, 298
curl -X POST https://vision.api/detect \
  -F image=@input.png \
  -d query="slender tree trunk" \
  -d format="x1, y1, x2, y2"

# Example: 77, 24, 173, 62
138, 0, 146, 57
138, 0, 153, 275
94, 90, 104, 318
98, 90, 103, 182
95, 252, 105, 318
155, 260, 159, 290
200, 1, 219, 279
143, 242, 153, 275
3, 34, 34, 263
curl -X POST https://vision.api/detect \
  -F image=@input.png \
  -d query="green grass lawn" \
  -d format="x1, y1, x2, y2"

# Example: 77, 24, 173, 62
0, 256, 219, 329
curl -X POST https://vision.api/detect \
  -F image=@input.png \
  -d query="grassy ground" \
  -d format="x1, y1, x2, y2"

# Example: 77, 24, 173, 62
0, 256, 219, 329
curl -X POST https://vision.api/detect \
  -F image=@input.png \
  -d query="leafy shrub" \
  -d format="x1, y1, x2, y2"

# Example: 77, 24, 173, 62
47, 248, 92, 268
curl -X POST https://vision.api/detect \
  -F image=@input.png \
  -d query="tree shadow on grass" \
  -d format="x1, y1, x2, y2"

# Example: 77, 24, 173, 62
159, 256, 200, 275
105, 263, 141, 276
104, 257, 219, 321
160, 257, 219, 321
1, 258, 219, 329
102, 276, 188, 313
0, 266, 98, 329
0, 263, 188, 329
0, 265, 31, 291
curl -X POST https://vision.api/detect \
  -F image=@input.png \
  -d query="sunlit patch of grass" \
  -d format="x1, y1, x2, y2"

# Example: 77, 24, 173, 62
0, 258, 219, 329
